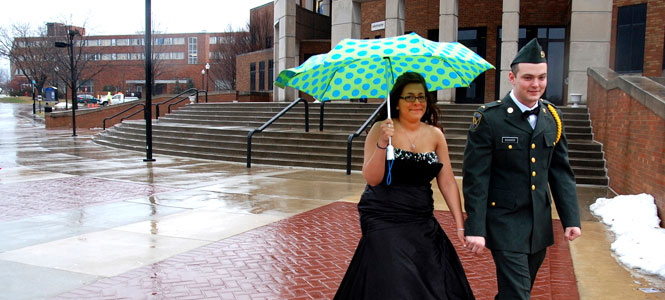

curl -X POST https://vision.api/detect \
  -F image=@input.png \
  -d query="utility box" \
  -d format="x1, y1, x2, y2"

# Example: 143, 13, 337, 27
45, 87, 57, 102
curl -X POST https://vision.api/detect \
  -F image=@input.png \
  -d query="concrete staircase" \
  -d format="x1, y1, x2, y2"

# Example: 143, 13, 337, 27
93, 102, 608, 185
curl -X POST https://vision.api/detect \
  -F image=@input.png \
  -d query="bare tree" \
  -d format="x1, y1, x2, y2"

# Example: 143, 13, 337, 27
209, 10, 273, 90
0, 68, 9, 93
0, 23, 59, 99
52, 26, 111, 101
0, 22, 111, 103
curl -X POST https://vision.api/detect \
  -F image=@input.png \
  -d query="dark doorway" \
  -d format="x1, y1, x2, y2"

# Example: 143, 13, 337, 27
455, 28, 487, 104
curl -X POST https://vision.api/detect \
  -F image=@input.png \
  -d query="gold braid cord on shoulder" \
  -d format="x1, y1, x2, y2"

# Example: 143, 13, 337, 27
547, 104, 561, 144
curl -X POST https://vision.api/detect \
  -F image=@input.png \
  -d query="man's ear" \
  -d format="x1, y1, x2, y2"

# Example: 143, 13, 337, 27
508, 71, 515, 85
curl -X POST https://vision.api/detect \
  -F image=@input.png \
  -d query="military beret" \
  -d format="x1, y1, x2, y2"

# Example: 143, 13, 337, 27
511, 38, 546, 66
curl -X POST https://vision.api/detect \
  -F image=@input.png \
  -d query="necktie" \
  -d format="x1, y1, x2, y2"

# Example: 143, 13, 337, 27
522, 106, 539, 120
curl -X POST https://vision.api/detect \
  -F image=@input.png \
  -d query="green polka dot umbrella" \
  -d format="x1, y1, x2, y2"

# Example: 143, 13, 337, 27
274, 32, 494, 101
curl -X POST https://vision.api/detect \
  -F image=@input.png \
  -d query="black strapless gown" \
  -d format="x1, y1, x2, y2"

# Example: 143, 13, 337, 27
334, 148, 475, 300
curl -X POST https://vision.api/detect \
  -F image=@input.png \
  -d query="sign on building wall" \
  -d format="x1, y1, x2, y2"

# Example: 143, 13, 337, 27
371, 21, 385, 31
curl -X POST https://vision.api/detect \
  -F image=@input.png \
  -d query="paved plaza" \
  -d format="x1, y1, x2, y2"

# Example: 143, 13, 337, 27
1, 102, 664, 299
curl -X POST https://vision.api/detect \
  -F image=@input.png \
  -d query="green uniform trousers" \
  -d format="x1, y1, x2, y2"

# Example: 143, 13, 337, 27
491, 248, 547, 300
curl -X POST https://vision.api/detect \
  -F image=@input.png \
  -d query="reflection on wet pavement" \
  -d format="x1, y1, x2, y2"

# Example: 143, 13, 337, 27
0, 103, 367, 299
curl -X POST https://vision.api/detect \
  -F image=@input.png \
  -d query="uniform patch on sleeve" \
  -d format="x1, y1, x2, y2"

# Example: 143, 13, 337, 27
471, 112, 483, 131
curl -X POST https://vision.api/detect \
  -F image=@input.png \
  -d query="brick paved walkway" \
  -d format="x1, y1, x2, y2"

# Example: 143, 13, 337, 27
51, 202, 579, 300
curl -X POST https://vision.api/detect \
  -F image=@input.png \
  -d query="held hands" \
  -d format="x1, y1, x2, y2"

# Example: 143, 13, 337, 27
564, 227, 581, 241
378, 119, 394, 149
465, 236, 486, 255
456, 229, 466, 247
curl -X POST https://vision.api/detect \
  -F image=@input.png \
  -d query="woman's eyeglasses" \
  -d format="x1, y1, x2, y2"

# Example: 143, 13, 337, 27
399, 95, 427, 103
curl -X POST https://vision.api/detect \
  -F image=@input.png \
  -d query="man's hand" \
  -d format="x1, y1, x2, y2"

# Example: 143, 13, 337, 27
564, 227, 581, 241
465, 236, 486, 254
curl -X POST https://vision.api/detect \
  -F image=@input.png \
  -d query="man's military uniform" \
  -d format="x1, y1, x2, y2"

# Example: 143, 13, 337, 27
462, 38, 581, 300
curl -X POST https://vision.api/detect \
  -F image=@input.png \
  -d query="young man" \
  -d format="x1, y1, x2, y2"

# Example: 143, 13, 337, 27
462, 38, 582, 300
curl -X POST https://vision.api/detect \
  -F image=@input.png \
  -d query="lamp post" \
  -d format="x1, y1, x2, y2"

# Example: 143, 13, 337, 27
32, 80, 36, 114
55, 29, 80, 137
205, 62, 210, 102
201, 69, 205, 92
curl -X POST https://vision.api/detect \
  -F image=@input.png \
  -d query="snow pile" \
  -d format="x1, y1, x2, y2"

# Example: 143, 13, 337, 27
590, 193, 665, 279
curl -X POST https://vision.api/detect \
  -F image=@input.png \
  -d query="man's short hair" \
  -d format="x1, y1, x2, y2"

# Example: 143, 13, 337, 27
511, 64, 520, 75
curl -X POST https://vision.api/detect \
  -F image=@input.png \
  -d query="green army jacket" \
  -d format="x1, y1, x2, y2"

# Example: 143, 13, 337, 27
462, 94, 581, 253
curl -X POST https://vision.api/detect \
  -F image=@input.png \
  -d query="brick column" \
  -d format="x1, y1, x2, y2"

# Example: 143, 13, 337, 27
385, 0, 405, 38
568, 0, 611, 105
331, 0, 361, 47
274, 0, 297, 102
500, 0, 519, 98
437, 0, 458, 103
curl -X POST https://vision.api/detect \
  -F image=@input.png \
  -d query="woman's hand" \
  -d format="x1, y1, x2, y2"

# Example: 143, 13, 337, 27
456, 229, 466, 247
378, 119, 394, 148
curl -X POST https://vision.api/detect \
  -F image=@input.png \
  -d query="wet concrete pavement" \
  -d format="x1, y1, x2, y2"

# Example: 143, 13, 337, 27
1, 102, 663, 299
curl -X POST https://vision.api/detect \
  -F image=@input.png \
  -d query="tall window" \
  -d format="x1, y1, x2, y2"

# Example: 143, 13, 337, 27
188, 37, 198, 64
455, 28, 487, 104
259, 61, 265, 91
268, 60, 274, 90
250, 63, 256, 91
615, 4, 646, 73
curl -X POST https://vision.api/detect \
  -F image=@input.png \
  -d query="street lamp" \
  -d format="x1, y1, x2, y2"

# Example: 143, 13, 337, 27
201, 69, 205, 92
55, 29, 80, 137
205, 62, 210, 102
32, 80, 36, 114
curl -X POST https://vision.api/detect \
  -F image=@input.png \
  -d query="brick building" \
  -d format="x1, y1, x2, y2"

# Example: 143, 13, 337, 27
275, 0, 665, 105
10, 24, 257, 100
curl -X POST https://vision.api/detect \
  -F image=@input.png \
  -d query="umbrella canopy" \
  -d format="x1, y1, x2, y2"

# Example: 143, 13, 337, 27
275, 32, 494, 101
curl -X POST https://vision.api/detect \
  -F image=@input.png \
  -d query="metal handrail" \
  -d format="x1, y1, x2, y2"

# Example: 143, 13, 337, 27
103, 103, 145, 130
319, 100, 325, 131
153, 88, 199, 119
346, 100, 387, 174
247, 98, 309, 168
167, 96, 193, 114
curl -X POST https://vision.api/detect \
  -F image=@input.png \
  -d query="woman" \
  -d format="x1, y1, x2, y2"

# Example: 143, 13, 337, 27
334, 72, 475, 300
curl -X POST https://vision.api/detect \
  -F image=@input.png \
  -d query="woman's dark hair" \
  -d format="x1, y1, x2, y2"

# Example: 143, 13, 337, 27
374, 72, 442, 131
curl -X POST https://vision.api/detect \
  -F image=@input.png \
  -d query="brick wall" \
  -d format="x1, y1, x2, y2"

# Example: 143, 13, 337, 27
610, 0, 665, 77
587, 72, 665, 226
236, 49, 274, 95
45, 96, 190, 130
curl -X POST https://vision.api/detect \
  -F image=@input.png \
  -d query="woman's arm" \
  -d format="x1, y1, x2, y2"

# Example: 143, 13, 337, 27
362, 119, 393, 186
433, 127, 466, 246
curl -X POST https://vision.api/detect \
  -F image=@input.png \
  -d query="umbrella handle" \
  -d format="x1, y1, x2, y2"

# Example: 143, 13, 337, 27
386, 137, 394, 160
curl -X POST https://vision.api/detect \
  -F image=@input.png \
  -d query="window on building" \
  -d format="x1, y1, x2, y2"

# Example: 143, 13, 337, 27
268, 59, 274, 90
250, 62, 256, 91
100, 39, 114, 46
615, 4, 646, 73
210, 37, 217, 44
266, 36, 273, 49
259, 61, 265, 91
79, 80, 94, 94
188, 37, 198, 64
155, 37, 164, 45
117, 53, 128, 60
455, 28, 486, 104
173, 37, 185, 45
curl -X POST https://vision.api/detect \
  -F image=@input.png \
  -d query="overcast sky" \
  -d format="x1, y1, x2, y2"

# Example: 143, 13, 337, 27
1, 0, 273, 71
